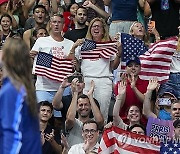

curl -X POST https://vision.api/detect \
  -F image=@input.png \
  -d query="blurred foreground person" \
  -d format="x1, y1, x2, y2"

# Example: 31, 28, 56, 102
0, 38, 41, 154
0, 63, 2, 88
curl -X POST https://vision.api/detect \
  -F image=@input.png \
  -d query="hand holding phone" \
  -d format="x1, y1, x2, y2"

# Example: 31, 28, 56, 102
149, 21, 155, 28
148, 21, 156, 34
67, 75, 83, 83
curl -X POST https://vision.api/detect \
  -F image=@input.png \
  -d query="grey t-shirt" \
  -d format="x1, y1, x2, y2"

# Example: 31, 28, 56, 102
66, 118, 84, 147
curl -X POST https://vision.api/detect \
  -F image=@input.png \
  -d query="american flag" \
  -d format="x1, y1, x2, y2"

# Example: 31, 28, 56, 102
99, 126, 160, 154
80, 39, 118, 59
121, 33, 148, 64
139, 37, 178, 82
120, 33, 147, 71
120, 34, 178, 83
160, 140, 180, 154
81, 39, 96, 51
34, 52, 74, 82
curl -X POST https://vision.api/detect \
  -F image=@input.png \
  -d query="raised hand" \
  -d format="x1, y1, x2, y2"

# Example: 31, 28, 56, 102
147, 78, 158, 91
82, 0, 93, 8
10, 1, 18, 14
130, 73, 136, 89
147, 22, 158, 35
71, 78, 80, 93
121, 73, 128, 82
147, 22, 160, 42
87, 80, 95, 96
118, 81, 126, 95
61, 76, 71, 88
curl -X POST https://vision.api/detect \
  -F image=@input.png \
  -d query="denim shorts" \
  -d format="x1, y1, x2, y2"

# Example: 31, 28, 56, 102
109, 21, 134, 37
158, 73, 180, 99
36, 87, 71, 117
36, 90, 62, 117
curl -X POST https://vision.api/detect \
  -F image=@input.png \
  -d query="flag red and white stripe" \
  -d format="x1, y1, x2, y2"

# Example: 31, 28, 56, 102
121, 36, 178, 83
99, 126, 160, 154
80, 42, 118, 59
34, 52, 74, 82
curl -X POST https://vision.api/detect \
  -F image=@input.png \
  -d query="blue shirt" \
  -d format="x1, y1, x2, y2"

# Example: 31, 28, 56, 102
111, 0, 138, 21
0, 78, 42, 154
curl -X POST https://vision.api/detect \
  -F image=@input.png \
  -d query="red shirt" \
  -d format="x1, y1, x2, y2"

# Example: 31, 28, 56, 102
114, 77, 148, 124
63, 12, 75, 33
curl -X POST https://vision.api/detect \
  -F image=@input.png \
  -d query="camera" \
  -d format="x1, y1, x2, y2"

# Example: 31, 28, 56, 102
67, 75, 83, 83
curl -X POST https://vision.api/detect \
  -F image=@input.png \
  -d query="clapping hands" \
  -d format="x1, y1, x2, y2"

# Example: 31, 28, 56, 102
147, 78, 159, 91
41, 129, 55, 145
87, 80, 95, 97
46, 129, 55, 143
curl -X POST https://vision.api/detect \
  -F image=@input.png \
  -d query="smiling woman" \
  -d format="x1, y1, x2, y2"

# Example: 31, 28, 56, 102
86, 17, 110, 42
113, 80, 143, 130
0, 14, 15, 49
129, 21, 150, 46
70, 17, 121, 124
0, 0, 18, 28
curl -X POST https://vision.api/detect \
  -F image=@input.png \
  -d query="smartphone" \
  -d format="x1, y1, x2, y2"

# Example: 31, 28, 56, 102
157, 98, 171, 106
149, 21, 155, 28
67, 75, 83, 83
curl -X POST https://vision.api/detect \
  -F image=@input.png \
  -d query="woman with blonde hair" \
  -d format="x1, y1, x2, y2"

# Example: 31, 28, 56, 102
114, 21, 160, 48
129, 21, 161, 45
85, 17, 110, 42
69, 17, 121, 124
0, 38, 41, 154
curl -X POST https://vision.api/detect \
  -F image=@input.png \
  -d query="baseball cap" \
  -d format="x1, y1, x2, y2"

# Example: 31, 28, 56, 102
126, 56, 141, 66
173, 119, 180, 128
159, 90, 178, 100
0, 0, 8, 5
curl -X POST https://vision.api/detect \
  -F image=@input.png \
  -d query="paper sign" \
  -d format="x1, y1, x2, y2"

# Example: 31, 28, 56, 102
146, 117, 174, 142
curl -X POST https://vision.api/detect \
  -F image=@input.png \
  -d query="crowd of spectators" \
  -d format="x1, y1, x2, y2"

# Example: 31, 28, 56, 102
0, 0, 180, 153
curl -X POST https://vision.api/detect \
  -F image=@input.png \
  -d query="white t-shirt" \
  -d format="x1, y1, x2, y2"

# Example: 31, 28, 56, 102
68, 142, 99, 154
66, 118, 84, 147
75, 46, 116, 77
170, 50, 180, 73
32, 36, 74, 91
